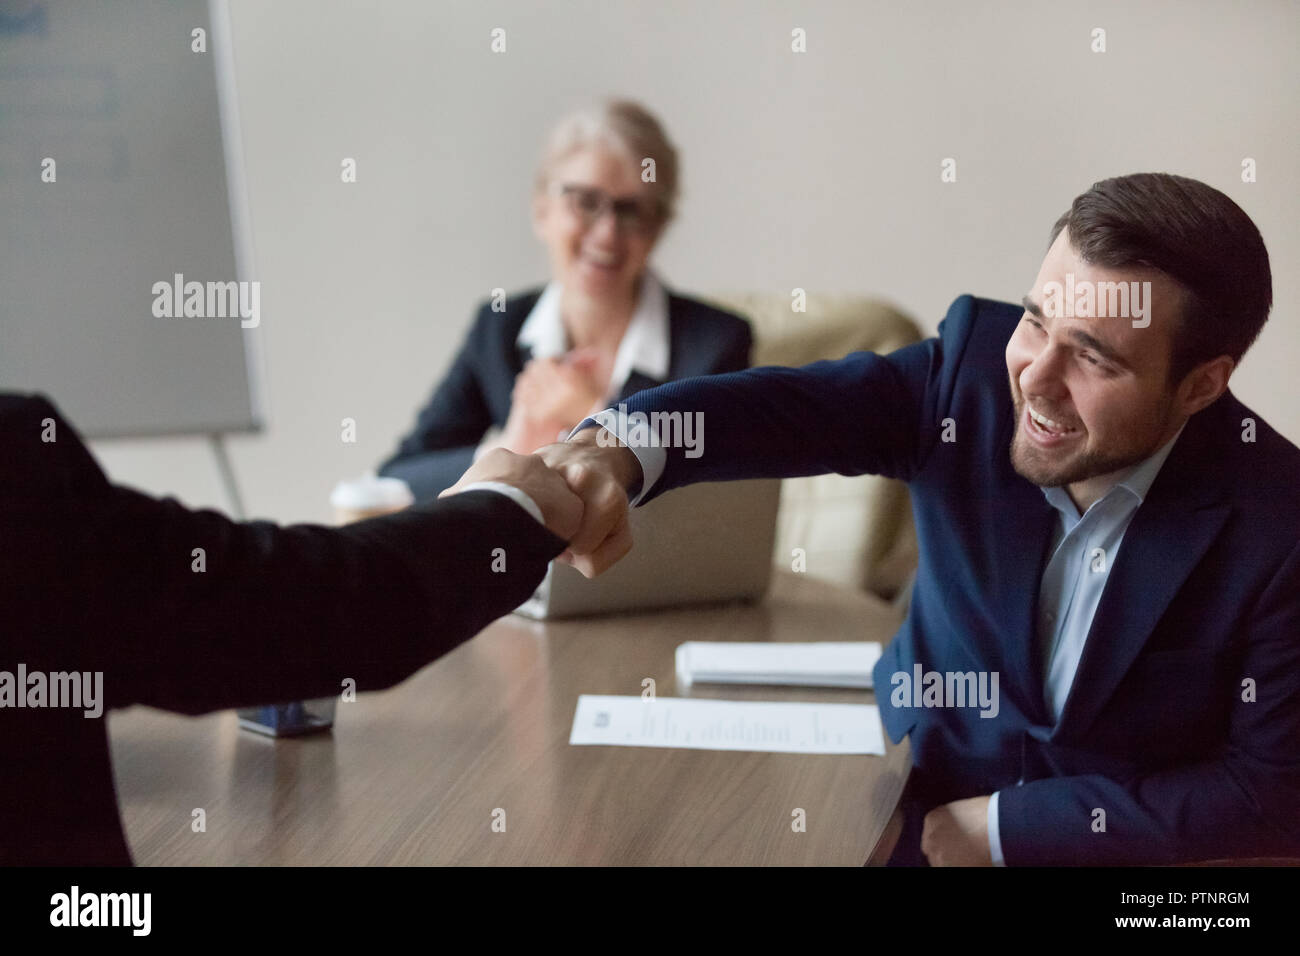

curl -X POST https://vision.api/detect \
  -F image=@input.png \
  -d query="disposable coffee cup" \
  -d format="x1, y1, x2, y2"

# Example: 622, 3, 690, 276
237, 474, 414, 738
330, 473, 415, 525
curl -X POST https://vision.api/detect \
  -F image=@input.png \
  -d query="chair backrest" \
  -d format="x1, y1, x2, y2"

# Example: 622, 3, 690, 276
704, 292, 923, 600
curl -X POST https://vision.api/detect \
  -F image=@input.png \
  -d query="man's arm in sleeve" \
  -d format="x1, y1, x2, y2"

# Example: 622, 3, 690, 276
1, 394, 568, 717
568, 294, 1003, 505
102, 486, 566, 715
572, 320, 954, 505
996, 541, 1300, 864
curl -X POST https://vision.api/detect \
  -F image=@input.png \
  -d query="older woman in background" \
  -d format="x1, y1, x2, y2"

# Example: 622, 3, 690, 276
379, 100, 752, 501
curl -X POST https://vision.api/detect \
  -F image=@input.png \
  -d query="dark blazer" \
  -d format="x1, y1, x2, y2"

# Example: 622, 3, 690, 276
615, 295, 1300, 865
0, 392, 566, 865
379, 286, 752, 501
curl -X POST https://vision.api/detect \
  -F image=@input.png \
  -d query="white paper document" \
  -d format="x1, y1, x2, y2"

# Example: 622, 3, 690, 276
675, 641, 882, 689
569, 695, 886, 755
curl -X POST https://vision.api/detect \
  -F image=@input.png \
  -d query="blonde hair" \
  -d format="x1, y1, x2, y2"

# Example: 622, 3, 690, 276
534, 100, 679, 222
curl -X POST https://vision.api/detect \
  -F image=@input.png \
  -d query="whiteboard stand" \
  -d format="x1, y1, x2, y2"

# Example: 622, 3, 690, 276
208, 433, 247, 522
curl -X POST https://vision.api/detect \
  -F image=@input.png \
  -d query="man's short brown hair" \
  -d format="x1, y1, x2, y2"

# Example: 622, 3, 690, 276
1050, 173, 1272, 388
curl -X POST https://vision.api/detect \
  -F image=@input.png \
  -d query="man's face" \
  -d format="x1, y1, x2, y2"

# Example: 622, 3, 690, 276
1005, 230, 1186, 507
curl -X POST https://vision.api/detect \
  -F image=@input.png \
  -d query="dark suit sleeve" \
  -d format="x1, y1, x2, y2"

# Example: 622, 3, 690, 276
379, 306, 496, 500
997, 539, 1300, 865
0, 394, 566, 717
618, 302, 963, 503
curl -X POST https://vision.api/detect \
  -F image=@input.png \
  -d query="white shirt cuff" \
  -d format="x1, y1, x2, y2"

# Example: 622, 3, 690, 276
454, 481, 544, 527
987, 790, 1006, 866
567, 412, 662, 507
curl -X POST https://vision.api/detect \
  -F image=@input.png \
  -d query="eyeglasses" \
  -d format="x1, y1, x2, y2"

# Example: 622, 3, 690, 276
551, 183, 664, 236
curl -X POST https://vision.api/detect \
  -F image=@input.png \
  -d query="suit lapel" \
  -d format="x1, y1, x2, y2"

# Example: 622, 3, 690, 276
514, 342, 533, 373
615, 370, 666, 402
1053, 407, 1231, 740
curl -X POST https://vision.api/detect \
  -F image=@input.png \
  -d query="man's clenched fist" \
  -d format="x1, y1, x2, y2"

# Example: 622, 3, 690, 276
439, 447, 583, 542
921, 795, 993, 867
535, 428, 643, 578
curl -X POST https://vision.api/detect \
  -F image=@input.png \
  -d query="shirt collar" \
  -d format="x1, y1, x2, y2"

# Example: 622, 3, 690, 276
515, 282, 567, 358
516, 272, 671, 398
1115, 420, 1186, 503
1041, 420, 1187, 518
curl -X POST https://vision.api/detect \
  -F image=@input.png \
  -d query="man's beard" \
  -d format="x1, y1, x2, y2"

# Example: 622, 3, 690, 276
1008, 393, 1169, 488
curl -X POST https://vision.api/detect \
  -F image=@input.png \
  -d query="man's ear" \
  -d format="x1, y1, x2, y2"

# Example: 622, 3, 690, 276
1176, 355, 1235, 417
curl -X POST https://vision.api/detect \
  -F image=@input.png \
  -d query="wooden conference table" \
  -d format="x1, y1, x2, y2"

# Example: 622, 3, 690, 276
109, 570, 912, 865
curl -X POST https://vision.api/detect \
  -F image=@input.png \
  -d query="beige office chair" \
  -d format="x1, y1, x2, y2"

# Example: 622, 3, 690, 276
705, 292, 923, 602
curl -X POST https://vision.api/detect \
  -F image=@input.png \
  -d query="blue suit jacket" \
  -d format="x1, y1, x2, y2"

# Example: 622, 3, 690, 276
380, 287, 752, 501
621, 294, 1300, 865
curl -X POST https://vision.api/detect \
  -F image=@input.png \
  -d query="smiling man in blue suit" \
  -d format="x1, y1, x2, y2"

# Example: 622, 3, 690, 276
489, 172, 1300, 865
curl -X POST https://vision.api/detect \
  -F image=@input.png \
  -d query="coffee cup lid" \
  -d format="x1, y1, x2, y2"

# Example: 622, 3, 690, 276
330, 473, 415, 510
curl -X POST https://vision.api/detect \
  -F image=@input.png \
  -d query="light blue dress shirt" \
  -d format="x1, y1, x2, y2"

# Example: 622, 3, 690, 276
988, 422, 1186, 864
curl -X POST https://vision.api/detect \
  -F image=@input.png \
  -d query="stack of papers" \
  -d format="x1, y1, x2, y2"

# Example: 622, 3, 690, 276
569, 695, 885, 755
675, 641, 882, 689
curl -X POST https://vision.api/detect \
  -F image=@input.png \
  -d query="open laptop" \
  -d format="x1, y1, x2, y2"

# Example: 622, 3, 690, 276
515, 478, 782, 619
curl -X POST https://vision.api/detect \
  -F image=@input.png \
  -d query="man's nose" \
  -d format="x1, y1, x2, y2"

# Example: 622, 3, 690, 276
1021, 344, 1068, 398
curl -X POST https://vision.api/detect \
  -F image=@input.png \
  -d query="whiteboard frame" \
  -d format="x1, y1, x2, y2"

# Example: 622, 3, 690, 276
209, 0, 266, 436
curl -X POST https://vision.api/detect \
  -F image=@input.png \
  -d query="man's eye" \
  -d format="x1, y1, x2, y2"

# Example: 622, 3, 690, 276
576, 191, 602, 212
1080, 352, 1100, 367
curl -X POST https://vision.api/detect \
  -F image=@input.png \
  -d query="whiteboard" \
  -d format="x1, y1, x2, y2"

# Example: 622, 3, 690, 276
0, 0, 262, 438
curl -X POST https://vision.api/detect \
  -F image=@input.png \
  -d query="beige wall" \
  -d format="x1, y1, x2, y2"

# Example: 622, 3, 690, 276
92, 0, 1300, 524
